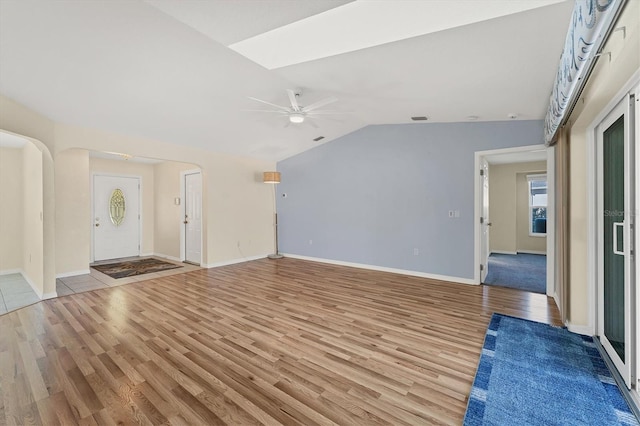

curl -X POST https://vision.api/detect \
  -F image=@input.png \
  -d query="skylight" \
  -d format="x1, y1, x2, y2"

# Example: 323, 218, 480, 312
229, 0, 566, 70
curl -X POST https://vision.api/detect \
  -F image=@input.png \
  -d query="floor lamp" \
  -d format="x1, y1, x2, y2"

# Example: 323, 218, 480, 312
264, 171, 284, 259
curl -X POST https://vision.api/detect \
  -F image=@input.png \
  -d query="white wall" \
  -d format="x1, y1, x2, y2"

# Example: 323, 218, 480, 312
0, 98, 56, 296
55, 149, 90, 275
0, 142, 48, 296
22, 142, 44, 292
154, 161, 197, 260
0, 147, 23, 271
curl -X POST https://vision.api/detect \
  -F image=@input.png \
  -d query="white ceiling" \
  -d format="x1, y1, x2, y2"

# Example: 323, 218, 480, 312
0, 0, 574, 162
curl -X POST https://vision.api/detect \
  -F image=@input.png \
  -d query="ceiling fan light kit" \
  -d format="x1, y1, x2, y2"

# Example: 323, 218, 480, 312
249, 89, 340, 127
289, 112, 305, 123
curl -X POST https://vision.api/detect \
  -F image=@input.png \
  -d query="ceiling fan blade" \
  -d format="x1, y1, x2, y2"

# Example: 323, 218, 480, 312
308, 115, 345, 123
242, 109, 289, 113
286, 89, 300, 111
247, 96, 290, 111
306, 110, 352, 115
303, 96, 338, 112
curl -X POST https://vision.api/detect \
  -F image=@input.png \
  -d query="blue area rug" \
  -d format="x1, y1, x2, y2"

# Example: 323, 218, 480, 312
464, 314, 638, 425
483, 253, 546, 294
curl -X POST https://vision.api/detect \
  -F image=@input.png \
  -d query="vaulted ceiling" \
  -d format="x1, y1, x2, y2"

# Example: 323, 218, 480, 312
0, 0, 574, 161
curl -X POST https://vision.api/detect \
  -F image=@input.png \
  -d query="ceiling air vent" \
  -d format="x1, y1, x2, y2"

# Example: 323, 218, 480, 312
313, 136, 325, 142
411, 116, 428, 121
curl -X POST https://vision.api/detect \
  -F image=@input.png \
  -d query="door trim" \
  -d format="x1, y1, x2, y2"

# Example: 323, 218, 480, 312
91, 173, 142, 263
474, 145, 555, 299
595, 94, 634, 388
480, 158, 489, 283
180, 169, 203, 264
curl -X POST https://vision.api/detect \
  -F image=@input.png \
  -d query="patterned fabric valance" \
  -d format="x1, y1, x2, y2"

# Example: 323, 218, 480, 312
544, 0, 625, 145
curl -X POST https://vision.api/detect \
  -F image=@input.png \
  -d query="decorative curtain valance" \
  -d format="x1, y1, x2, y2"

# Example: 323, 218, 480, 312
544, 0, 626, 145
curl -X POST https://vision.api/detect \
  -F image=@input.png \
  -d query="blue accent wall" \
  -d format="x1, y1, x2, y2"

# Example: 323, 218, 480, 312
277, 120, 544, 280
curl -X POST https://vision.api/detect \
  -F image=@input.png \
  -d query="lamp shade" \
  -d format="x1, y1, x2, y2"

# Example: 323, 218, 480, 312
263, 171, 281, 184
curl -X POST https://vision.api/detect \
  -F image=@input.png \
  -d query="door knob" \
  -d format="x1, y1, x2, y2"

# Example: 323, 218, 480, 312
183, 220, 188, 224
487, 222, 492, 226
95, 223, 100, 227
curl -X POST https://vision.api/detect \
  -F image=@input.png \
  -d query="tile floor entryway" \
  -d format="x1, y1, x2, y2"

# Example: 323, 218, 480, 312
0, 273, 40, 314
1, 257, 201, 315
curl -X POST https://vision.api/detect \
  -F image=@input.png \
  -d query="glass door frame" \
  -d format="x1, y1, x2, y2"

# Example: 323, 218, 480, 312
597, 93, 635, 389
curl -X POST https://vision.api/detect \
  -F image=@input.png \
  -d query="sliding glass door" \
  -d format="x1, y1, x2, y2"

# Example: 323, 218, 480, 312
597, 94, 635, 388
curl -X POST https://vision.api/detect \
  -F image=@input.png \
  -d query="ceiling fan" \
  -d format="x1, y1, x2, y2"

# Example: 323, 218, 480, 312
247, 89, 341, 127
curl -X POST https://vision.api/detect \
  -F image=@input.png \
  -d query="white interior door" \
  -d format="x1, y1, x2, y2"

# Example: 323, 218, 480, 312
597, 94, 635, 388
481, 159, 490, 282
184, 172, 202, 265
93, 175, 140, 261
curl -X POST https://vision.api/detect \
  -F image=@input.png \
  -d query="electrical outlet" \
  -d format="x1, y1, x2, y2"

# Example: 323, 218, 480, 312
454, 210, 460, 218
413, 248, 419, 255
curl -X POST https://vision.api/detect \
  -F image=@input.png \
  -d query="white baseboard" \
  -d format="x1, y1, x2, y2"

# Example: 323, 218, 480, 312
140, 252, 155, 257
565, 321, 594, 336
42, 292, 58, 300
517, 250, 547, 255
56, 269, 91, 278
0, 268, 22, 276
204, 254, 268, 269
22, 272, 44, 299
282, 253, 477, 285
153, 253, 182, 263
490, 250, 517, 255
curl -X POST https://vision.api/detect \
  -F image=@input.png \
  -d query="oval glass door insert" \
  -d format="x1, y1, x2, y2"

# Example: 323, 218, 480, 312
109, 188, 126, 226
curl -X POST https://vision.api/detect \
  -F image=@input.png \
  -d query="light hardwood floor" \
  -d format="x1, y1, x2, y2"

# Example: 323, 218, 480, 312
0, 258, 561, 425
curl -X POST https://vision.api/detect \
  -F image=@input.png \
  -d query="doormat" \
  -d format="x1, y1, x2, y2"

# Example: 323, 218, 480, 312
92, 258, 182, 279
464, 314, 638, 425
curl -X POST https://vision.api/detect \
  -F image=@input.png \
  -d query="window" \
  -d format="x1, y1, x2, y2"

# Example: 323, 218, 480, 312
528, 174, 547, 236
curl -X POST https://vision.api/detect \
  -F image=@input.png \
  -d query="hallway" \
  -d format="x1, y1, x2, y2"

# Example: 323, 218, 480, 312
483, 253, 546, 294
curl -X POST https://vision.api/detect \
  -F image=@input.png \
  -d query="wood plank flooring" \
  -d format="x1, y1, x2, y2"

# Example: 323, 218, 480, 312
0, 258, 561, 425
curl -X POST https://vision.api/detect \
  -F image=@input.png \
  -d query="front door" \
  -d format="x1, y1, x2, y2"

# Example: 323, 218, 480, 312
184, 171, 202, 265
597, 94, 635, 388
93, 175, 140, 261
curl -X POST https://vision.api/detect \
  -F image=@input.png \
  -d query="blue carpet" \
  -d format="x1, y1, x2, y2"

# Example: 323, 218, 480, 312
483, 253, 546, 294
464, 314, 638, 425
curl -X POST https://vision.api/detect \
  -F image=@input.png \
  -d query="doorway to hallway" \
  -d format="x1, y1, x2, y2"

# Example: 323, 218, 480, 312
475, 145, 553, 297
